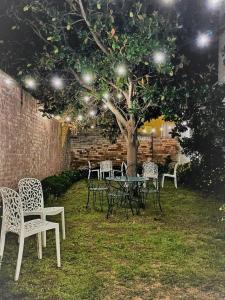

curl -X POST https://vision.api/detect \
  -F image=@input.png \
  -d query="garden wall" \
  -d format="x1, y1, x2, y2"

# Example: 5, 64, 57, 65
0, 70, 70, 189
70, 130, 179, 168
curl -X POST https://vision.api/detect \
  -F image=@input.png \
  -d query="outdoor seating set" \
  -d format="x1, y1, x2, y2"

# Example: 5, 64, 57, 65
86, 160, 179, 218
0, 178, 65, 281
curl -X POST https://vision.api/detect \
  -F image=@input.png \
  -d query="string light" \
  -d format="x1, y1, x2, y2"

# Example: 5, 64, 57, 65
77, 114, 83, 121
161, 0, 175, 6
24, 76, 37, 90
83, 95, 90, 103
196, 33, 211, 48
115, 64, 127, 77
91, 125, 95, 129
65, 116, 72, 122
82, 72, 94, 85
153, 51, 166, 65
151, 128, 156, 133
207, 0, 223, 10
116, 93, 123, 100
50, 76, 64, 90
103, 104, 108, 110
89, 110, 96, 117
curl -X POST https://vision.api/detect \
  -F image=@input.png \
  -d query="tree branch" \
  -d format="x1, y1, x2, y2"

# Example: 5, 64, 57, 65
69, 68, 93, 91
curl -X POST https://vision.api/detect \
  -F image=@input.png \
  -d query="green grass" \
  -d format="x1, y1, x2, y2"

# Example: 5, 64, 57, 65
1, 180, 225, 299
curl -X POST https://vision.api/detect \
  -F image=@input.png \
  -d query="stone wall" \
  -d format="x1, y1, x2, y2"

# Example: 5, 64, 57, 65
0, 70, 70, 188
71, 130, 179, 168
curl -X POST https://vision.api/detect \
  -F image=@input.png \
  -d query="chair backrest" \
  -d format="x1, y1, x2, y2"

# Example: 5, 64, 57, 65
143, 162, 158, 178
100, 160, 112, 172
173, 163, 179, 175
0, 187, 24, 234
88, 161, 91, 169
121, 161, 127, 176
18, 178, 44, 213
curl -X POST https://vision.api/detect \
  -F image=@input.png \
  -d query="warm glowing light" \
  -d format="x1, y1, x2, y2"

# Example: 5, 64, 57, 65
50, 76, 64, 90
160, 127, 163, 132
196, 33, 211, 48
143, 129, 147, 134
89, 110, 96, 117
182, 121, 188, 126
151, 128, 156, 133
116, 93, 123, 100
153, 51, 166, 64
24, 76, 37, 89
91, 125, 95, 129
168, 126, 172, 130
103, 104, 108, 110
77, 114, 83, 121
115, 64, 127, 77
65, 116, 72, 122
55, 115, 61, 120
207, 0, 223, 9
103, 92, 110, 100
82, 72, 94, 85
161, 0, 175, 5
83, 95, 90, 103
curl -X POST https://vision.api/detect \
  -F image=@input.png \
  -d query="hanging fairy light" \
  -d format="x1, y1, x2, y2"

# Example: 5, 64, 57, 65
89, 110, 96, 117
196, 32, 211, 48
115, 64, 127, 77
65, 116, 72, 122
161, 0, 176, 6
77, 114, 83, 121
82, 72, 94, 85
83, 95, 90, 103
102, 104, 108, 110
116, 93, 123, 100
153, 51, 166, 65
207, 0, 223, 10
50, 76, 64, 90
91, 125, 95, 129
24, 76, 37, 90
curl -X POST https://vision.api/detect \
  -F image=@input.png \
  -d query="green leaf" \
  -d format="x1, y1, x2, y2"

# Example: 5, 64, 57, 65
47, 36, 52, 41
66, 24, 71, 31
11, 25, 17, 30
97, 2, 101, 9
129, 12, 134, 18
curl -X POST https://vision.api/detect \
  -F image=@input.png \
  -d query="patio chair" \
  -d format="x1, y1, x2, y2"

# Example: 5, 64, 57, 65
142, 161, 159, 189
18, 178, 65, 248
161, 162, 179, 189
0, 187, 61, 281
100, 160, 114, 179
88, 161, 100, 180
86, 178, 108, 210
112, 161, 127, 177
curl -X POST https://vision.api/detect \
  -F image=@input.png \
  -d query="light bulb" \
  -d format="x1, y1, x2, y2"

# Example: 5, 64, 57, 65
24, 76, 37, 89
65, 116, 72, 122
207, 0, 223, 10
89, 110, 96, 117
77, 114, 83, 121
153, 51, 166, 64
196, 33, 211, 48
115, 64, 127, 77
50, 76, 64, 90
82, 72, 94, 85
83, 95, 90, 102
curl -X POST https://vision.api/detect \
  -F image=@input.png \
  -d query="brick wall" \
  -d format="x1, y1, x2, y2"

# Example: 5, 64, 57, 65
0, 70, 70, 188
71, 130, 179, 168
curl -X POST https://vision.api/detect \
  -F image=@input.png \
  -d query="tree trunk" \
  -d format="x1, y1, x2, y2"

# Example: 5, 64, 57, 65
126, 122, 138, 176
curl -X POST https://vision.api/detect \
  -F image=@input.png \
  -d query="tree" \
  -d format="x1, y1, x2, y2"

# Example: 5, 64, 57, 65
3, 0, 202, 174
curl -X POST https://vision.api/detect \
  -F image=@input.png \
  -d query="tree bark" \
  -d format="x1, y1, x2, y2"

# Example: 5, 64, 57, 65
126, 121, 138, 176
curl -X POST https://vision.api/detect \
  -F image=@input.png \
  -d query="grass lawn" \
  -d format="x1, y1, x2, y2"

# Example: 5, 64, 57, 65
1, 180, 225, 299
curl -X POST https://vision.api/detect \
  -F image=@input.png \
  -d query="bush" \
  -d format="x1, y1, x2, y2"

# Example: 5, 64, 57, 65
41, 169, 87, 200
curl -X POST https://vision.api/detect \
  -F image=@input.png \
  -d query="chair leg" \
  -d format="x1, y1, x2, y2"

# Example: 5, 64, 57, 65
55, 225, 61, 268
61, 210, 66, 240
42, 213, 47, 248
37, 233, 42, 259
174, 176, 178, 189
0, 228, 6, 269
88, 169, 91, 180
15, 235, 24, 281
161, 175, 165, 188
86, 189, 90, 209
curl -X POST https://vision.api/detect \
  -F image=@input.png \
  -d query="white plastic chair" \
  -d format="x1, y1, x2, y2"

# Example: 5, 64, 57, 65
161, 163, 179, 189
112, 161, 127, 177
18, 178, 65, 247
100, 160, 113, 179
88, 161, 100, 180
142, 161, 159, 189
0, 187, 61, 281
